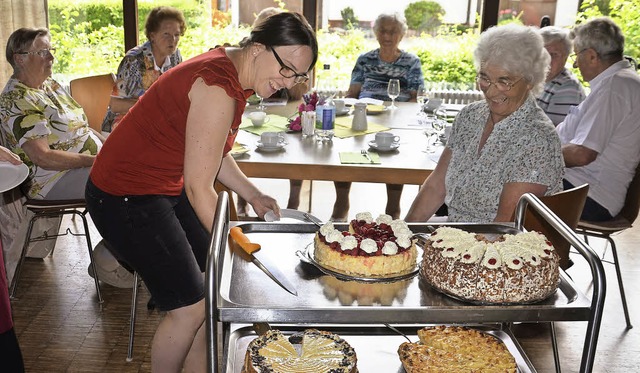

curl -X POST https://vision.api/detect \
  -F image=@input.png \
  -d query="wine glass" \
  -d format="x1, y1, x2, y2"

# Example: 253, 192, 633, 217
255, 92, 265, 111
416, 86, 428, 116
423, 126, 437, 153
387, 79, 400, 110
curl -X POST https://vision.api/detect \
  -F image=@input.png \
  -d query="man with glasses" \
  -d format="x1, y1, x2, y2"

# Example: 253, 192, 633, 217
556, 17, 640, 221
536, 26, 586, 126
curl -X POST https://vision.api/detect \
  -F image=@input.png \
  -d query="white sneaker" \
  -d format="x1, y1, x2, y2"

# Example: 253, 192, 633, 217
88, 263, 135, 288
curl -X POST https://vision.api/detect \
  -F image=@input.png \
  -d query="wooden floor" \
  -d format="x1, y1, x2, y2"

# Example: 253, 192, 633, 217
8, 180, 640, 372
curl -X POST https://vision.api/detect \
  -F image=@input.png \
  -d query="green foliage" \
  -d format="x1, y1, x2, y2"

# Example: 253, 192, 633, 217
497, 9, 524, 26
340, 7, 359, 30
404, 1, 445, 33
48, 1, 479, 90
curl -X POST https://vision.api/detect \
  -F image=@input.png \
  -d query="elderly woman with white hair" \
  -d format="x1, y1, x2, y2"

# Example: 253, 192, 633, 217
406, 24, 564, 223
536, 26, 586, 125
333, 12, 424, 221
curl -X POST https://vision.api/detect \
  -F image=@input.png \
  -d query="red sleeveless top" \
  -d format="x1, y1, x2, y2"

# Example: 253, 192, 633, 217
91, 48, 251, 196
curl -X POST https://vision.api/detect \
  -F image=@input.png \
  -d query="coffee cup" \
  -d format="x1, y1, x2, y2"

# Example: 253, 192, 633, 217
334, 99, 346, 112
260, 131, 285, 146
249, 111, 270, 127
375, 132, 400, 148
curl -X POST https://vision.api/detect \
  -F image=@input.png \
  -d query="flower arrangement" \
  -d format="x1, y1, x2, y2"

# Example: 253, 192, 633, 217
287, 91, 320, 132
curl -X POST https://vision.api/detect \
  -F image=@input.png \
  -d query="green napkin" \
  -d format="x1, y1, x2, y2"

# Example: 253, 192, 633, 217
339, 151, 381, 164
240, 114, 289, 135
334, 117, 389, 138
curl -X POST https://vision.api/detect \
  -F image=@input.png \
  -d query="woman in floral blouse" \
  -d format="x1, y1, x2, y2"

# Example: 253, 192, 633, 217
406, 24, 564, 223
0, 28, 104, 200
101, 6, 185, 134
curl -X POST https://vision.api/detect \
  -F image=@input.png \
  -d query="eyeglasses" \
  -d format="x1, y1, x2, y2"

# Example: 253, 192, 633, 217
269, 46, 309, 85
15, 48, 56, 58
476, 75, 524, 92
570, 48, 589, 63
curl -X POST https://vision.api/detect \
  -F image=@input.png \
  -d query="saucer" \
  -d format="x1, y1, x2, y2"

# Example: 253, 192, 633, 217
0, 162, 29, 193
335, 108, 350, 116
256, 141, 286, 152
368, 140, 399, 152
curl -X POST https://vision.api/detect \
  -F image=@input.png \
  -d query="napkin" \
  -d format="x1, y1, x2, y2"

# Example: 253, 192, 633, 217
339, 151, 381, 164
240, 114, 289, 135
334, 117, 388, 138
229, 142, 249, 157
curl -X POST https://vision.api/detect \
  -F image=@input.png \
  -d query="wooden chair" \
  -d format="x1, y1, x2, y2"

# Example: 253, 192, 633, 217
69, 73, 116, 132
523, 184, 589, 270
575, 162, 640, 330
520, 184, 589, 372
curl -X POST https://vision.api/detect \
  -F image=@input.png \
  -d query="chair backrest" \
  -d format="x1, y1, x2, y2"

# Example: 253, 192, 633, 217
69, 73, 115, 132
523, 184, 589, 269
618, 161, 640, 224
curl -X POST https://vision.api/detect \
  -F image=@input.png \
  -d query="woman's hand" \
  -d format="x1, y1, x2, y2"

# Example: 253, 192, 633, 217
248, 193, 280, 220
0, 146, 23, 165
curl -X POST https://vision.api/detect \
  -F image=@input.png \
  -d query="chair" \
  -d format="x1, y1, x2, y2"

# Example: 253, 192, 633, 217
9, 198, 103, 303
520, 184, 589, 372
523, 184, 589, 270
69, 73, 116, 132
575, 163, 640, 330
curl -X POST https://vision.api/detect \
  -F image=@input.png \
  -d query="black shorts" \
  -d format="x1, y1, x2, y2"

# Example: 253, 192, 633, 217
85, 179, 209, 311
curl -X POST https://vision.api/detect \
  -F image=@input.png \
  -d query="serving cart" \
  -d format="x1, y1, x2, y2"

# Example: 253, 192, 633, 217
204, 192, 606, 373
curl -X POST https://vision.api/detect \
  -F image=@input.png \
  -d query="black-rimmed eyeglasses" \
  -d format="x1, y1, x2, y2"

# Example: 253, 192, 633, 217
269, 46, 309, 85
15, 48, 56, 58
476, 75, 524, 92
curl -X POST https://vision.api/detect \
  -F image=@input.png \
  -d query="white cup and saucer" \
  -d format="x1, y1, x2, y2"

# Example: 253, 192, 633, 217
256, 131, 287, 151
334, 99, 350, 116
248, 111, 270, 127
368, 132, 400, 152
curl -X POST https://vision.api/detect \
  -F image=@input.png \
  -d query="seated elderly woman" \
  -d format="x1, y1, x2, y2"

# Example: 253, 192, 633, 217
334, 11, 424, 221
101, 6, 186, 134
406, 24, 564, 223
0, 27, 104, 200
0, 28, 130, 288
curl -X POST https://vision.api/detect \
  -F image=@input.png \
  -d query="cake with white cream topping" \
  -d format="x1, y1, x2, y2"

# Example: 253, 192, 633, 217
421, 226, 560, 303
313, 212, 417, 277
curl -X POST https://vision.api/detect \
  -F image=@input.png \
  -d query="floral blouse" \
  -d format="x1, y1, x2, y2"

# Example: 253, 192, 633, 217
0, 78, 101, 198
101, 40, 182, 132
444, 95, 564, 222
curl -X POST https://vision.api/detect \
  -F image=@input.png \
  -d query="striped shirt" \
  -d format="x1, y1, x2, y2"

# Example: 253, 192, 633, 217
537, 68, 586, 126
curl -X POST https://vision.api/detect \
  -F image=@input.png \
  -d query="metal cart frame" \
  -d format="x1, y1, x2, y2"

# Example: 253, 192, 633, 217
205, 192, 606, 373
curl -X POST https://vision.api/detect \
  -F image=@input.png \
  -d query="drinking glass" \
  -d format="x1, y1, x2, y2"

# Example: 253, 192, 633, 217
416, 86, 427, 116
387, 79, 400, 110
423, 125, 438, 153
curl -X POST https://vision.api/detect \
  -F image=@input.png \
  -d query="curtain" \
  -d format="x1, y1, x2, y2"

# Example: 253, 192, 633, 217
0, 0, 48, 87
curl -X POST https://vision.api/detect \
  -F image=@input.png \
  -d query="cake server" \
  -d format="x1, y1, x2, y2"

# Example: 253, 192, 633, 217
229, 226, 298, 296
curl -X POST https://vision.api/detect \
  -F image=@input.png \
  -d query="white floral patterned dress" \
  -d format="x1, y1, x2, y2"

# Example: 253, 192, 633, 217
0, 77, 101, 199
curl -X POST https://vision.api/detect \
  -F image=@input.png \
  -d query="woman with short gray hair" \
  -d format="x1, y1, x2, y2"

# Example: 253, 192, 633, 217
407, 24, 564, 222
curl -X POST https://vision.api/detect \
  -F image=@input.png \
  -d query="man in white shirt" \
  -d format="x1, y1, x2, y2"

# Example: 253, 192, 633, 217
557, 17, 640, 221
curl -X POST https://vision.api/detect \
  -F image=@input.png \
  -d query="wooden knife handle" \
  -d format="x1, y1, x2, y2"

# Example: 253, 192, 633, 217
229, 226, 261, 254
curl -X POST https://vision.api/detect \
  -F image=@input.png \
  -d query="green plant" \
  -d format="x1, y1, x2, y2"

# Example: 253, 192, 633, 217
404, 1, 445, 33
497, 9, 524, 25
340, 7, 358, 30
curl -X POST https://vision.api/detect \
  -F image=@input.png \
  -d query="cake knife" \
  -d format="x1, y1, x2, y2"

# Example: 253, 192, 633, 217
229, 226, 298, 296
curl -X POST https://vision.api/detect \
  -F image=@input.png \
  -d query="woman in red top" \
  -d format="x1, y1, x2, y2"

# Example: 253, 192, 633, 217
86, 13, 317, 371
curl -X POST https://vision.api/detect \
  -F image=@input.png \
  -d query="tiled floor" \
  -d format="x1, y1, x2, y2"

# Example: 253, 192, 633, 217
8, 179, 640, 372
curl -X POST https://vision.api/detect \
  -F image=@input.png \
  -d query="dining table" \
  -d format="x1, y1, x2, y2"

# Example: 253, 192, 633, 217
233, 101, 461, 185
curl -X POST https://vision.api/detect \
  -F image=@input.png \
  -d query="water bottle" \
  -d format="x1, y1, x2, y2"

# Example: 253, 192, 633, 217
315, 64, 335, 141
